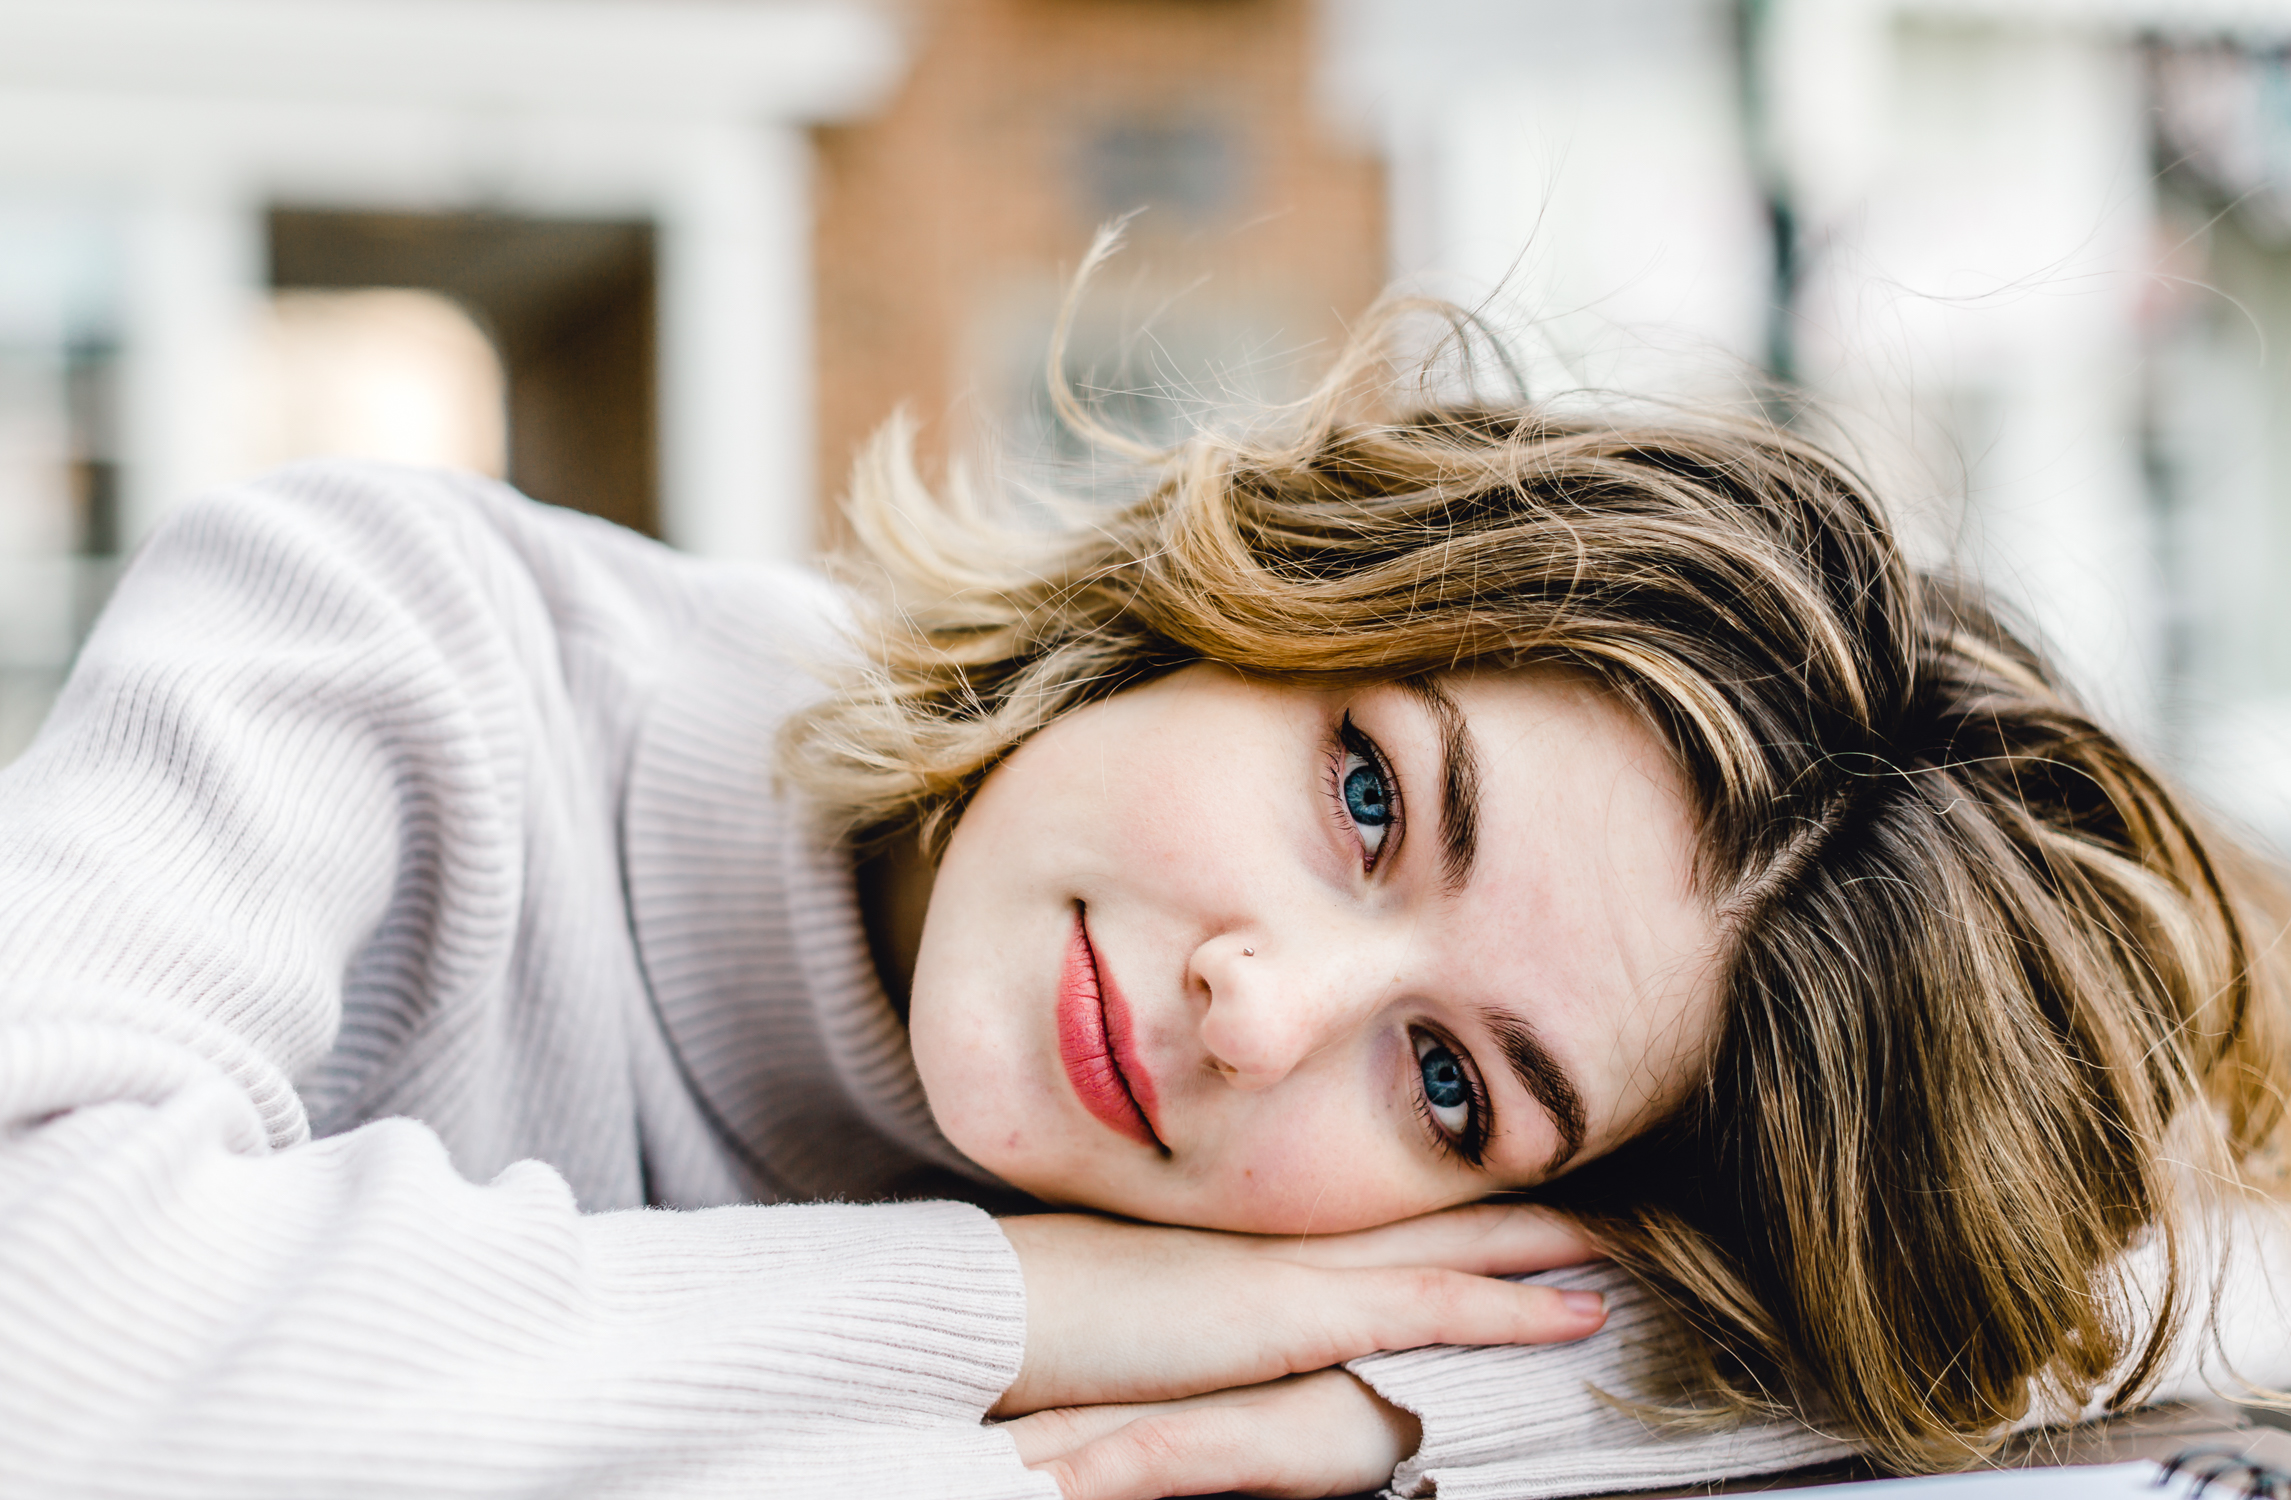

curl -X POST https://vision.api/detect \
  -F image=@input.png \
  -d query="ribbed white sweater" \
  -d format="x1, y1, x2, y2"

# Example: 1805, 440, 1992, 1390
0, 463, 2278, 1500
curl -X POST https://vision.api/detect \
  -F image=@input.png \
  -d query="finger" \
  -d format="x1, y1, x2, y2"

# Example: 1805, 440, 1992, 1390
1001, 1404, 1152, 1468
1297, 1265, 1607, 1370
1036, 1376, 1412, 1500
1267, 1201, 1604, 1276
1179, 1264, 1608, 1391
1081, 1261, 1606, 1395
1038, 1408, 1259, 1500
993, 1212, 1606, 1419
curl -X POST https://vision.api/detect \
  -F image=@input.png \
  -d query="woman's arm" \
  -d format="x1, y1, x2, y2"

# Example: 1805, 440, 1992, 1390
0, 467, 1051, 1497
1006, 1196, 2291, 1500
1005, 1259, 1851, 1500
1347, 1264, 1853, 1500
992, 1206, 1606, 1419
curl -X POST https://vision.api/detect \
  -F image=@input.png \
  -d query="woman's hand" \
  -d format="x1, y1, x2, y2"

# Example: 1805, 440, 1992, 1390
992, 1201, 1605, 1418
1004, 1369, 1418, 1500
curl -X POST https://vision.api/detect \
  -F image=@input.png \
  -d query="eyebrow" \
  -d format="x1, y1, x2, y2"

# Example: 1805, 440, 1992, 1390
1480, 1008, 1589, 1174
1400, 675, 1481, 892
1396, 677, 1584, 1172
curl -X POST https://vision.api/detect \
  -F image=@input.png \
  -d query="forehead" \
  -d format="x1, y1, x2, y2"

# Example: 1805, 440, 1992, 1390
1433, 669, 1722, 1149
1444, 669, 1694, 878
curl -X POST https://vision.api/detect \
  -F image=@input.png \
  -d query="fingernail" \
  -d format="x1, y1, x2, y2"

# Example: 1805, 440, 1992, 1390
1560, 1290, 1605, 1317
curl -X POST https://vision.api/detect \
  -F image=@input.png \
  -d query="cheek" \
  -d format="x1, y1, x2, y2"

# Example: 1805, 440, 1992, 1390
907, 981, 1023, 1165
917, 1042, 1101, 1201
1085, 747, 1262, 883
1177, 1103, 1449, 1235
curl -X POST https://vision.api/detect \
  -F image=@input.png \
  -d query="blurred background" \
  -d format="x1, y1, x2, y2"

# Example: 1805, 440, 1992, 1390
2, 0, 2290, 852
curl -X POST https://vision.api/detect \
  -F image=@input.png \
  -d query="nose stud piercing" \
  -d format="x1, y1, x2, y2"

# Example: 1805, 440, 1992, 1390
1242, 947, 1255, 957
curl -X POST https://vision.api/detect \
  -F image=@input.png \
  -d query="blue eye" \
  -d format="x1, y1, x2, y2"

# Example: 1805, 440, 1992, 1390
1412, 1031, 1476, 1146
1420, 1044, 1467, 1108
1333, 714, 1397, 867
1343, 757, 1390, 828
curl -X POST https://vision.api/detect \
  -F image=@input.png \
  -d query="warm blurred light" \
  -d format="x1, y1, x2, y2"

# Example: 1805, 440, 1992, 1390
238, 289, 507, 480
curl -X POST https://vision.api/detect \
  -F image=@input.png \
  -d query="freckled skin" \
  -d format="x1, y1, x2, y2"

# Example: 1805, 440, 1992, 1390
906, 665, 1723, 1235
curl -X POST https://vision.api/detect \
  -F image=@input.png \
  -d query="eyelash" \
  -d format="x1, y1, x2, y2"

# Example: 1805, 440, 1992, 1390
1325, 713, 1403, 873
1410, 1027, 1492, 1166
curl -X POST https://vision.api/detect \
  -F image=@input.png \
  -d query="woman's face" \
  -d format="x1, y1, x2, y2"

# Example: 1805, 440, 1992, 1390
906, 663, 1724, 1234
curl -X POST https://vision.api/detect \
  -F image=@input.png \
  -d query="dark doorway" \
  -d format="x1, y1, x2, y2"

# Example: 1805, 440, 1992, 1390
268, 209, 659, 538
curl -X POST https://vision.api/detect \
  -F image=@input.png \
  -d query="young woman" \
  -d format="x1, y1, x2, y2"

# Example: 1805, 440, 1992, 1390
0, 298, 2286, 1500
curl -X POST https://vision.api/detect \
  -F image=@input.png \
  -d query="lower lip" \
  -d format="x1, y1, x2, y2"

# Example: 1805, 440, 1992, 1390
1056, 912, 1162, 1148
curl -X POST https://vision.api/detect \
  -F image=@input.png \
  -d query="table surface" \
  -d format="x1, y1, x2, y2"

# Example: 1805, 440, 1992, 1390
1608, 1402, 2291, 1497
1284, 1401, 2291, 1500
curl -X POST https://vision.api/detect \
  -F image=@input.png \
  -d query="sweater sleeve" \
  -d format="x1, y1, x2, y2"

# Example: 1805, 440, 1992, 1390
1350, 1200, 2291, 1500
1348, 1264, 1852, 1500
0, 469, 1052, 1500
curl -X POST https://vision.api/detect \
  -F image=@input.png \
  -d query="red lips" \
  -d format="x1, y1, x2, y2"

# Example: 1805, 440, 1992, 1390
1056, 911, 1163, 1148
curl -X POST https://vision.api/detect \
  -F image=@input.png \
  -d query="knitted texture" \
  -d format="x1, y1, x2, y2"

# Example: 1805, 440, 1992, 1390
0, 465, 1043, 1498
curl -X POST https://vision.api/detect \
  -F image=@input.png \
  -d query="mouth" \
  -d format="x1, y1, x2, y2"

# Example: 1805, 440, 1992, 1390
1056, 907, 1166, 1151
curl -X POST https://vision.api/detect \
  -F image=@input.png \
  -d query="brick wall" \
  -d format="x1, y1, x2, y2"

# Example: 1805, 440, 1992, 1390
812, 0, 1384, 545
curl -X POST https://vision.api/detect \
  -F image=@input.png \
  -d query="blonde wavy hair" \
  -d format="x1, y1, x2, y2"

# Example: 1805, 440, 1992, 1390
783, 279, 2291, 1471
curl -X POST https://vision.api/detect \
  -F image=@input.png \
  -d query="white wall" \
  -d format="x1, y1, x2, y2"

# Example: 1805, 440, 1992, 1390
0, 0, 901, 562
1322, 0, 1771, 399
1326, 0, 2291, 824
1772, 3, 2165, 738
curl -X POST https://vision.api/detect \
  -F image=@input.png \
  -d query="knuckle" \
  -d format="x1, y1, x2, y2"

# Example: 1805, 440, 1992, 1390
1036, 1455, 1085, 1500
1394, 1266, 1483, 1342
1402, 1264, 1461, 1309
1057, 1431, 1145, 1500
1126, 1414, 1196, 1469
1034, 1406, 1089, 1444
1156, 1409, 1252, 1480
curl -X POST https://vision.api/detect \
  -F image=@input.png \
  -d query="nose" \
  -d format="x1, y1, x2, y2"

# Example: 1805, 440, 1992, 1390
1191, 929, 1378, 1091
